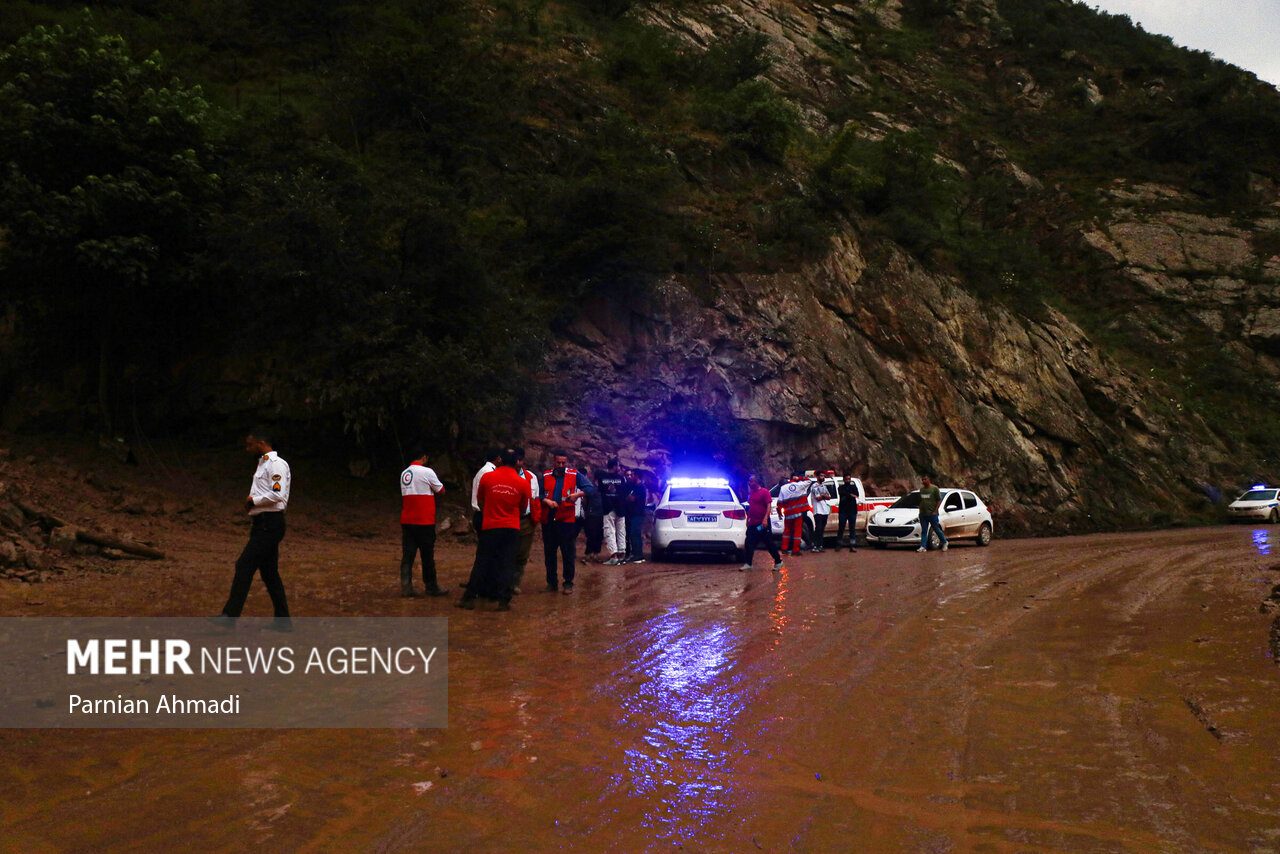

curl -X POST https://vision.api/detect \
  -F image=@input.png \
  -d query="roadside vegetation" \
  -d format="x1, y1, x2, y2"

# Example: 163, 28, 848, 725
2, 0, 1280, 469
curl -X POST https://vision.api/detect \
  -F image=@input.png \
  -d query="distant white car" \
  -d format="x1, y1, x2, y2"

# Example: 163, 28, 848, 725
1227, 486, 1280, 523
651, 477, 747, 561
866, 488, 994, 549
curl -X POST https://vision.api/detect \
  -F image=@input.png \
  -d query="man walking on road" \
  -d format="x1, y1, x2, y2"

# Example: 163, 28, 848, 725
215, 429, 291, 625
398, 447, 447, 598
917, 474, 948, 552
740, 474, 784, 572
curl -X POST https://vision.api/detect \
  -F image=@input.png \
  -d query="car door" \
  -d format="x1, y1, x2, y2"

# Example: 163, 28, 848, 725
958, 491, 980, 537
941, 491, 964, 536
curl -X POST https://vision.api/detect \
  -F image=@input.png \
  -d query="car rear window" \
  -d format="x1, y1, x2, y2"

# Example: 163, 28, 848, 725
668, 487, 735, 503
1241, 489, 1278, 501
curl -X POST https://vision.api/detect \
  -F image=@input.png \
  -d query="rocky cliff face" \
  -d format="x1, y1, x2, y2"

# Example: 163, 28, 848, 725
526, 0, 1280, 534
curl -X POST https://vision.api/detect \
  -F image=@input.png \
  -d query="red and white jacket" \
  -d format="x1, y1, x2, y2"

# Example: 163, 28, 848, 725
542, 468, 580, 524
400, 464, 444, 525
777, 479, 812, 520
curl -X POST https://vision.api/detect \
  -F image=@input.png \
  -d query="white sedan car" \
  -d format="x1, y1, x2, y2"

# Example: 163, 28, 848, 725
866, 488, 994, 549
1227, 486, 1280, 523
651, 477, 747, 562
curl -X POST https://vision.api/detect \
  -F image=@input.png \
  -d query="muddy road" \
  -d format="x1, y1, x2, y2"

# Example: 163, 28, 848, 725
3, 521, 1279, 852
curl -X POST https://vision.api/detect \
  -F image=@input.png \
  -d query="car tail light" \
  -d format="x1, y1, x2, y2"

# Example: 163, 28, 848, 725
723, 509, 746, 520
655, 508, 682, 519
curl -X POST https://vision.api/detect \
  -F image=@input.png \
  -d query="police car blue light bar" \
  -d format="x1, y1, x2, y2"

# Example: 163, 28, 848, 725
1253, 484, 1268, 490
668, 477, 731, 489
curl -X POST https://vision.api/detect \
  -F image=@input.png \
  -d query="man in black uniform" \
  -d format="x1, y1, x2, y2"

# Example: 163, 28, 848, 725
837, 475, 860, 552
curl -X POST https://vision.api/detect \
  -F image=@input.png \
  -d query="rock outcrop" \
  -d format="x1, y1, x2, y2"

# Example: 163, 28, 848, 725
525, 0, 1279, 534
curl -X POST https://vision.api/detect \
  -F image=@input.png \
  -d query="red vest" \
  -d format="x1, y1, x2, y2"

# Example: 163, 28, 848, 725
542, 469, 579, 523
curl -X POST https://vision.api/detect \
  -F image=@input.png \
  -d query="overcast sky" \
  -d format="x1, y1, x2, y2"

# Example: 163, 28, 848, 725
1087, 0, 1280, 87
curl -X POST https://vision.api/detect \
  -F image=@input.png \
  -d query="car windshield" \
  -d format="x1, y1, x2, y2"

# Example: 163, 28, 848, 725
1240, 489, 1278, 501
889, 492, 921, 509
668, 487, 735, 503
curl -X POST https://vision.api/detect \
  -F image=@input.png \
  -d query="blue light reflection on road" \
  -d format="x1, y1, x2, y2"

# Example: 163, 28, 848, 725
1253, 528, 1271, 556
612, 609, 751, 845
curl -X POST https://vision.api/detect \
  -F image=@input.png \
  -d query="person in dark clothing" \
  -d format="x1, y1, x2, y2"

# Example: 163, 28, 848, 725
580, 467, 604, 562
597, 458, 628, 565
836, 475, 860, 552
622, 469, 648, 563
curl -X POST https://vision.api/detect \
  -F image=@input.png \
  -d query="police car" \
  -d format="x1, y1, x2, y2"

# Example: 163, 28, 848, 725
1227, 485, 1280, 523
866, 488, 994, 549
650, 477, 747, 561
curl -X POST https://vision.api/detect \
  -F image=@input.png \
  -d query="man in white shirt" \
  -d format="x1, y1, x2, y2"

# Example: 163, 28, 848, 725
512, 446, 541, 594
216, 429, 291, 624
471, 447, 502, 534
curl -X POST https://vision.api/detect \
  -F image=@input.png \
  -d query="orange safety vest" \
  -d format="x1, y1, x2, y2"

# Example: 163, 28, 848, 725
542, 469, 579, 524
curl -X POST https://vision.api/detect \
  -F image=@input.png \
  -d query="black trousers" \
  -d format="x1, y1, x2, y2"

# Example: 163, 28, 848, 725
584, 513, 604, 554
223, 512, 289, 618
837, 511, 857, 544
744, 523, 781, 565
400, 524, 439, 592
812, 513, 829, 548
543, 520, 576, 586
466, 528, 520, 601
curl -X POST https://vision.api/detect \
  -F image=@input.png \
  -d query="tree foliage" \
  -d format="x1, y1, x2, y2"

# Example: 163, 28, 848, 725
0, 16, 221, 431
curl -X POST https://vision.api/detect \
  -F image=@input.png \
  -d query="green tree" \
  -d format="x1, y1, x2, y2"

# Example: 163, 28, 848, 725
0, 16, 221, 433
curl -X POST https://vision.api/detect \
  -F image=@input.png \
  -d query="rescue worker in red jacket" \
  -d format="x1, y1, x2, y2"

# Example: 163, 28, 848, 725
459, 449, 531, 611
398, 446, 447, 598
777, 473, 813, 556
542, 452, 593, 593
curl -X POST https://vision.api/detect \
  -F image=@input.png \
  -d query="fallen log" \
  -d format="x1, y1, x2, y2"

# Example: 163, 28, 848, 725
74, 530, 165, 560
13, 499, 165, 560
13, 500, 71, 529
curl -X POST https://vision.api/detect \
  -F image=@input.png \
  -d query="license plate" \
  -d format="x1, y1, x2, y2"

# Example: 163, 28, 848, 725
687, 514, 718, 523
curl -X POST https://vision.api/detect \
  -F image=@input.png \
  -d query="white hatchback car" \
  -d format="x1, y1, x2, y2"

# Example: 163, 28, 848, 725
651, 477, 747, 562
1227, 486, 1280, 523
866, 488, 994, 549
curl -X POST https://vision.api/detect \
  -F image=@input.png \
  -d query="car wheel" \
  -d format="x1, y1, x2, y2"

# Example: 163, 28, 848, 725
927, 528, 942, 551
1271, 509, 1279, 525
801, 516, 815, 549
651, 546, 666, 562
976, 522, 992, 546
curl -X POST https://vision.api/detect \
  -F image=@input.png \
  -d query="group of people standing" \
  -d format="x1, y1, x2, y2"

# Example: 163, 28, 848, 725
212, 431, 950, 623
400, 446, 653, 611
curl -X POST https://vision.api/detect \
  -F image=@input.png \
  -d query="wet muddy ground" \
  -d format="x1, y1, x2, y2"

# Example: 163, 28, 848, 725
3, 511, 1280, 852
